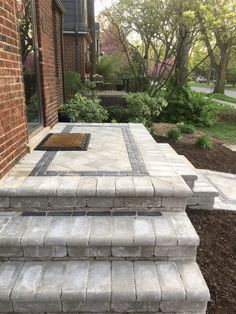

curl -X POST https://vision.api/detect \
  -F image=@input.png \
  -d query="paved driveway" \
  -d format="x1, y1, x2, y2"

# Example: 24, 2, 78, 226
191, 86, 236, 98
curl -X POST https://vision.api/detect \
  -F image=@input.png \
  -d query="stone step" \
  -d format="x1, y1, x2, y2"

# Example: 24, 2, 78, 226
0, 260, 210, 313
0, 212, 199, 261
0, 175, 192, 212
187, 174, 219, 210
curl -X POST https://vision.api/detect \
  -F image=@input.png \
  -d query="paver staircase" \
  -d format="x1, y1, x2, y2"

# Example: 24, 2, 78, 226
0, 123, 210, 313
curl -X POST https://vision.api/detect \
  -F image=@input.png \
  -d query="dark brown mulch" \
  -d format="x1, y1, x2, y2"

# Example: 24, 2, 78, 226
187, 209, 236, 314
155, 136, 236, 174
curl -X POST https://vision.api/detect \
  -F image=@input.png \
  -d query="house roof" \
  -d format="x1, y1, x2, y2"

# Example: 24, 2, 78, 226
62, 0, 88, 33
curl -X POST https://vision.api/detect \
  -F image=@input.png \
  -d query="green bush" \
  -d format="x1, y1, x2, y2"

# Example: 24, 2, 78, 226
196, 135, 213, 150
64, 71, 82, 101
167, 128, 182, 142
125, 92, 167, 127
178, 122, 196, 134
60, 93, 108, 123
106, 105, 129, 123
160, 80, 216, 127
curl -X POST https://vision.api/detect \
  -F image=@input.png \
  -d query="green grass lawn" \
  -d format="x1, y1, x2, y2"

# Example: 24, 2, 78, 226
212, 93, 236, 104
199, 103, 236, 144
200, 122, 236, 145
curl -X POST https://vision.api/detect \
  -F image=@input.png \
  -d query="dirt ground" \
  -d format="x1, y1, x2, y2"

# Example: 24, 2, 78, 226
154, 123, 236, 174
187, 209, 236, 314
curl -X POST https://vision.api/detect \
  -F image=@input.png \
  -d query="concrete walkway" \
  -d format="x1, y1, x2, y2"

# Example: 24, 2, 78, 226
212, 98, 236, 108
199, 170, 236, 211
191, 85, 236, 98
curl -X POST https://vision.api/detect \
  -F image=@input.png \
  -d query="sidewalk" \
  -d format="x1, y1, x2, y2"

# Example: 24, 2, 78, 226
199, 170, 236, 211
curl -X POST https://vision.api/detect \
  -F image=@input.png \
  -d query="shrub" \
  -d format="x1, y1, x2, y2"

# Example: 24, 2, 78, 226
167, 128, 182, 142
160, 80, 216, 127
196, 135, 213, 150
125, 92, 167, 127
64, 71, 82, 101
106, 105, 129, 123
178, 122, 196, 134
60, 93, 108, 123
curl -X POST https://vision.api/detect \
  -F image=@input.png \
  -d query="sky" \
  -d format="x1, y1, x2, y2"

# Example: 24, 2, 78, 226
95, 0, 115, 17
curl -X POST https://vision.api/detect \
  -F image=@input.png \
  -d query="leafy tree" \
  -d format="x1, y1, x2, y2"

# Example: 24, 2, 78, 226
197, 0, 236, 93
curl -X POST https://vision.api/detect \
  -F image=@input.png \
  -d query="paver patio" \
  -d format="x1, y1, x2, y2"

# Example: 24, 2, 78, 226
0, 123, 215, 313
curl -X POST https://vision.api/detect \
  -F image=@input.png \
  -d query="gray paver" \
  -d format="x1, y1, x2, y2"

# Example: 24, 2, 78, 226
77, 177, 98, 197
11, 262, 44, 312
134, 217, 155, 246
89, 217, 112, 246
97, 177, 116, 197
116, 177, 135, 197
152, 217, 177, 246
177, 262, 210, 301
112, 261, 135, 308
67, 217, 92, 247
0, 262, 23, 312
156, 262, 185, 301
21, 217, 52, 247
134, 261, 161, 301
84, 261, 111, 312
112, 217, 134, 246
34, 262, 66, 312
44, 217, 72, 247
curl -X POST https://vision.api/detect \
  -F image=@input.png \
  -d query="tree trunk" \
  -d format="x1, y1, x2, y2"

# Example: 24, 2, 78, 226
213, 52, 230, 94
175, 28, 192, 88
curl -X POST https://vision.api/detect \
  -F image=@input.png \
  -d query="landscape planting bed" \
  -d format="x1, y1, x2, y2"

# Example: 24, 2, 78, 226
188, 209, 236, 314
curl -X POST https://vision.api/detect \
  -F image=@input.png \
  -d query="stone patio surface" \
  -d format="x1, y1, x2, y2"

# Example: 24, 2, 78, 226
199, 170, 236, 211
0, 123, 192, 201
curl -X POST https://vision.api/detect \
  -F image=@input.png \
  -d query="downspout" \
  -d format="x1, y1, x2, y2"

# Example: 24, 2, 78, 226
75, 0, 80, 73
61, 10, 65, 103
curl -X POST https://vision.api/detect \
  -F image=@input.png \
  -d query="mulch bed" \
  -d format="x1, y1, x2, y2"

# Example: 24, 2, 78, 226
155, 135, 236, 174
187, 209, 236, 314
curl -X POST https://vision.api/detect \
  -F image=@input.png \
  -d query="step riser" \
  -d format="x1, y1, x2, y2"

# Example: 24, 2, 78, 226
0, 245, 197, 261
0, 196, 187, 212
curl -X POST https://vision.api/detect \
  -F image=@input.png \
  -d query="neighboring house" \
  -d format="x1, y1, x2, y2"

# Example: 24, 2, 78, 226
95, 22, 101, 60
62, 0, 96, 79
0, 0, 65, 179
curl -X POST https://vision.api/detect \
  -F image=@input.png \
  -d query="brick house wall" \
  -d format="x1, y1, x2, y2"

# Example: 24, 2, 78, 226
0, 0, 64, 179
35, 0, 64, 127
62, 0, 96, 80
0, 0, 28, 179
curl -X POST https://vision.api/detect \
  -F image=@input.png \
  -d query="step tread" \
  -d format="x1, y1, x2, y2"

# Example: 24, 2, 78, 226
0, 260, 210, 313
0, 213, 199, 249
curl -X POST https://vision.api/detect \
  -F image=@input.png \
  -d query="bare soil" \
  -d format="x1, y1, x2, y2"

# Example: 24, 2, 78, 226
187, 209, 236, 314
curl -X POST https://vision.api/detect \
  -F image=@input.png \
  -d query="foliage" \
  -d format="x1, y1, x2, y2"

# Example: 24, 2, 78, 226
60, 93, 108, 123
96, 54, 128, 84
64, 71, 82, 101
106, 106, 129, 123
227, 67, 236, 86
160, 80, 216, 127
125, 92, 167, 127
196, 135, 213, 150
18, 0, 33, 63
178, 123, 196, 134
197, 0, 236, 93
167, 128, 182, 142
